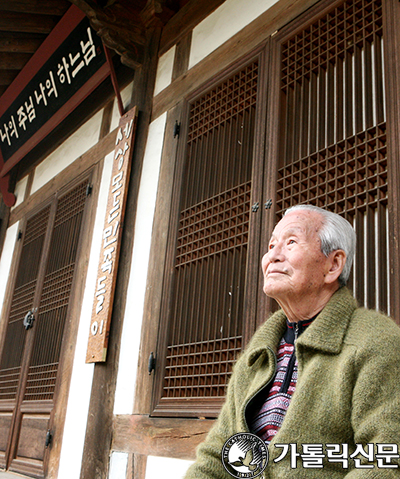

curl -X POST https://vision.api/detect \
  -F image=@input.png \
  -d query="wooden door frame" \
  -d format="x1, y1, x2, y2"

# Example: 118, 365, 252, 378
148, 43, 270, 419
6, 197, 57, 475
0, 163, 102, 477
383, 0, 400, 324
46, 164, 102, 478
0, 195, 54, 472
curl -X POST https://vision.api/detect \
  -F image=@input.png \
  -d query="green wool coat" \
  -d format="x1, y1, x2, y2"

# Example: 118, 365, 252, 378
184, 287, 400, 478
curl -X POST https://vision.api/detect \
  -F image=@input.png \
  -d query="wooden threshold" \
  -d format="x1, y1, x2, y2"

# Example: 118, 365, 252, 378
112, 415, 214, 461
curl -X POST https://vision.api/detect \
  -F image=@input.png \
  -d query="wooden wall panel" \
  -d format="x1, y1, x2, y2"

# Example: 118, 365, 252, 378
0, 411, 12, 465
14, 413, 50, 462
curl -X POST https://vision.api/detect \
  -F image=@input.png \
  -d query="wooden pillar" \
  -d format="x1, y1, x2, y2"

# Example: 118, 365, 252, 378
127, 454, 147, 479
384, 0, 400, 324
79, 25, 162, 479
0, 197, 10, 259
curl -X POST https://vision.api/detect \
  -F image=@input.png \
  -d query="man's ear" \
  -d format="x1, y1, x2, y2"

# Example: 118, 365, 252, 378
325, 250, 346, 285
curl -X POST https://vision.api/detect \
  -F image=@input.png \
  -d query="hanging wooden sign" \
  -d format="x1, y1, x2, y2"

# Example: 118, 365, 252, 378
0, 6, 110, 208
0, 16, 107, 166
86, 106, 137, 363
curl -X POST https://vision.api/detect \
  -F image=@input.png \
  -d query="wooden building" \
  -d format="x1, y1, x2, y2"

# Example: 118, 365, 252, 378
0, 0, 399, 477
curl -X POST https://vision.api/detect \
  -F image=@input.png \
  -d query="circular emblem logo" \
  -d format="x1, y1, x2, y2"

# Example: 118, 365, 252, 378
221, 432, 268, 478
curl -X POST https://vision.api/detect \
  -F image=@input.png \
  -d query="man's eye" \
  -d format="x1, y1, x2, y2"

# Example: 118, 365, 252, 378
269, 244, 275, 250
288, 239, 296, 245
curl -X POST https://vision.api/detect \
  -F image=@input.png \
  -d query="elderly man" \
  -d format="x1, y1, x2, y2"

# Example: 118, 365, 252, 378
184, 204, 400, 478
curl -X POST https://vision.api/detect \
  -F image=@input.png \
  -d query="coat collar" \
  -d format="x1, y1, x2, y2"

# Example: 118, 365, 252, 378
247, 287, 358, 366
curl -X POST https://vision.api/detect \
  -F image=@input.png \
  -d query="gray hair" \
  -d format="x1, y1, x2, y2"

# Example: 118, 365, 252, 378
284, 204, 356, 286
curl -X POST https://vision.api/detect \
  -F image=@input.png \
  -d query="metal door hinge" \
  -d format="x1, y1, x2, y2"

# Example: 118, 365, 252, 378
173, 121, 181, 138
86, 184, 93, 197
45, 430, 52, 448
251, 202, 260, 212
17, 230, 23, 241
148, 352, 156, 375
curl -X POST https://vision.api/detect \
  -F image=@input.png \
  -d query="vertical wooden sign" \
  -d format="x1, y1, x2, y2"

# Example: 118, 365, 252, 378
86, 106, 137, 363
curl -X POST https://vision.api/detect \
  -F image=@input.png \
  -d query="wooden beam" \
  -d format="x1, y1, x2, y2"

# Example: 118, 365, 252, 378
0, 12, 58, 34
160, 0, 227, 55
112, 415, 214, 461
96, 28, 145, 69
153, 0, 320, 121
0, 193, 11, 262
69, 0, 146, 68
126, 453, 147, 479
140, 0, 176, 28
0, 0, 70, 16
69, 0, 146, 45
171, 32, 192, 81
91, 19, 146, 47
0, 52, 31, 70
0, 32, 44, 54
0, 70, 18, 86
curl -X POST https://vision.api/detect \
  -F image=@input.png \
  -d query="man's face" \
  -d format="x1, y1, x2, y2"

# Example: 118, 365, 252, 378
261, 210, 333, 304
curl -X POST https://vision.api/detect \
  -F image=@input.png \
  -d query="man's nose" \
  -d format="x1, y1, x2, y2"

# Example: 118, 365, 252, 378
267, 243, 284, 262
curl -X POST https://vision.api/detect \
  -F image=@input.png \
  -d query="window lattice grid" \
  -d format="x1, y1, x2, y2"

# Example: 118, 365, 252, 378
8, 280, 36, 325
280, 0, 385, 162
54, 181, 88, 228
176, 182, 251, 266
0, 206, 50, 402
38, 264, 75, 315
276, 123, 387, 215
188, 62, 258, 143
23, 266, 75, 401
0, 281, 37, 397
15, 206, 51, 291
0, 367, 21, 401
24, 363, 58, 402
23, 179, 88, 402
170, 245, 247, 349
164, 337, 242, 398
160, 61, 258, 406
281, 0, 383, 86
24, 205, 51, 246
276, 0, 388, 315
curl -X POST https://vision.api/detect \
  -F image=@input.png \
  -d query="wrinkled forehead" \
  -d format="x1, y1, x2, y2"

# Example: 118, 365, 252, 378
271, 210, 324, 240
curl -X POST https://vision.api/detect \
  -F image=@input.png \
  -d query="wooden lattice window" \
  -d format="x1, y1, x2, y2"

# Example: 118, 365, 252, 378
23, 181, 88, 402
153, 61, 259, 417
0, 206, 51, 403
0, 177, 90, 476
275, 0, 388, 313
